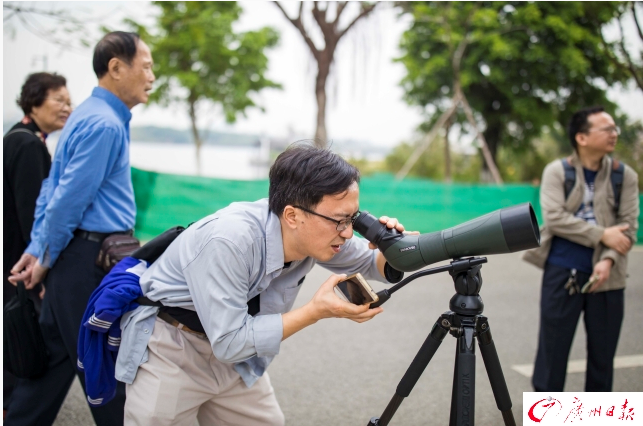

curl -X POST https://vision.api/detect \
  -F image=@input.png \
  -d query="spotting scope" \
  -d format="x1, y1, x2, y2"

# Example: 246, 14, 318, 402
353, 203, 540, 274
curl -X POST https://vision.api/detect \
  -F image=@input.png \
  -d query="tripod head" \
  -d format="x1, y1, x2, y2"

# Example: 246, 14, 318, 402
370, 256, 487, 314
449, 258, 484, 316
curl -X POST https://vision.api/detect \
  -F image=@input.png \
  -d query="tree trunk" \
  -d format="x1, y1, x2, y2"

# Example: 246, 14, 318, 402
477, 122, 500, 182
273, 2, 378, 150
458, 90, 503, 184
444, 117, 453, 182
188, 99, 203, 176
314, 56, 331, 148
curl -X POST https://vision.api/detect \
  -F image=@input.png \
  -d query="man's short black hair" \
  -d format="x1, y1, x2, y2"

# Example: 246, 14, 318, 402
93, 31, 141, 78
568, 106, 605, 151
269, 143, 360, 215
16, 72, 67, 115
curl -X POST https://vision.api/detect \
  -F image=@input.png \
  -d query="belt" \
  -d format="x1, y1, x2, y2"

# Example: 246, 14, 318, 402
74, 229, 133, 243
157, 311, 208, 338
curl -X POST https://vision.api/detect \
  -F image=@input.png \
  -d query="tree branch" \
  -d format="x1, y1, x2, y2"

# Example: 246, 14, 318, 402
396, 94, 461, 181
457, 86, 504, 184
334, 2, 348, 28
452, 36, 470, 78
616, 14, 643, 90
273, 1, 320, 59
632, 1, 643, 41
312, 1, 334, 47
338, 2, 377, 40
597, 25, 641, 90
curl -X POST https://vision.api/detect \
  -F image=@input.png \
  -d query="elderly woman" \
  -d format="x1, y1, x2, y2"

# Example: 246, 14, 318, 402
3, 72, 71, 415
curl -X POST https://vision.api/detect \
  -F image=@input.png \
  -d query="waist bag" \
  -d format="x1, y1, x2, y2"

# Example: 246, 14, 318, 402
4, 281, 49, 378
96, 234, 141, 273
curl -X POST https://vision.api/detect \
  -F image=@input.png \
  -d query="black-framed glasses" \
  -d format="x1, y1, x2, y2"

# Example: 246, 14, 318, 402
293, 206, 359, 231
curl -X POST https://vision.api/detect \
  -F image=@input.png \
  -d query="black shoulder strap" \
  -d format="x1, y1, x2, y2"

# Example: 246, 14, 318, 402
133, 223, 262, 335
130, 226, 185, 263
611, 159, 625, 215
5, 128, 36, 138
562, 157, 576, 200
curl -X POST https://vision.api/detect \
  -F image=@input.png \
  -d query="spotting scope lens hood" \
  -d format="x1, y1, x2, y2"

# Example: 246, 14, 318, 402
353, 203, 541, 272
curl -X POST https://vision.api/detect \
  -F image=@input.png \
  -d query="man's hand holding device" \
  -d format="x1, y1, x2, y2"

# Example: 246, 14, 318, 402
334, 273, 379, 305
309, 273, 383, 323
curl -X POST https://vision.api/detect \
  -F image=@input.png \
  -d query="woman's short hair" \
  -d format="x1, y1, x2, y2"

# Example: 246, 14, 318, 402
93, 31, 141, 78
16, 72, 67, 115
269, 142, 360, 215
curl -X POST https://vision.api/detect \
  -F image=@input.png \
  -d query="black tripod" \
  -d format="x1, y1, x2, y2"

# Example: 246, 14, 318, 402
367, 257, 516, 426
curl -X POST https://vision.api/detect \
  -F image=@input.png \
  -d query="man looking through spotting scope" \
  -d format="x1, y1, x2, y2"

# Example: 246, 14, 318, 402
524, 106, 639, 392
116, 144, 410, 425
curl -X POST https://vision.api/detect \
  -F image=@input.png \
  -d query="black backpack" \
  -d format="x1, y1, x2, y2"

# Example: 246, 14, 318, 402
562, 157, 625, 214
4, 281, 49, 378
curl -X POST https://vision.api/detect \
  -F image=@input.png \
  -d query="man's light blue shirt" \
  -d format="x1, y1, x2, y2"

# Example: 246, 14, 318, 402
26, 87, 136, 267
117, 199, 386, 387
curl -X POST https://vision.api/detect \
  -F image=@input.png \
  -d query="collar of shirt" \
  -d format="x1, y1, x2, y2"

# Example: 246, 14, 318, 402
264, 210, 286, 275
91, 87, 132, 125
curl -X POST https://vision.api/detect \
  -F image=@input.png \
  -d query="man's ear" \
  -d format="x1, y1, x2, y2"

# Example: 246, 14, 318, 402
282, 206, 299, 229
575, 132, 588, 148
107, 57, 123, 80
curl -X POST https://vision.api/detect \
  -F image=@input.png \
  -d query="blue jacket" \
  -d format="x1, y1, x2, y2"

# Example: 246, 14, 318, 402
77, 256, 148, 406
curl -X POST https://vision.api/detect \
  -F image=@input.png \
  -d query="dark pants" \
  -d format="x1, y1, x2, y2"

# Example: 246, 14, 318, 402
5, 236, 126, 426
533, 263, 624, 392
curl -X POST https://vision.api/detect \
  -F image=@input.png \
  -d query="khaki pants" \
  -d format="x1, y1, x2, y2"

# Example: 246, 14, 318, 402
124, 318, 284, 426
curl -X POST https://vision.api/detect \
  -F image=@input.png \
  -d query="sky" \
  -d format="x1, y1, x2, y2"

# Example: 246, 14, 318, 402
3, 1, 643, 149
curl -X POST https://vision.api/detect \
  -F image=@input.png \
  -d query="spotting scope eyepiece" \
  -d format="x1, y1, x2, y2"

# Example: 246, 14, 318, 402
353, 203, 541, 272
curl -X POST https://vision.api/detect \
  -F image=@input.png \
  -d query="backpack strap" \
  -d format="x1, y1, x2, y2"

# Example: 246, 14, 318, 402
610, 158, 625, 215
5, 128, 36, 138
562, 156, 576, 200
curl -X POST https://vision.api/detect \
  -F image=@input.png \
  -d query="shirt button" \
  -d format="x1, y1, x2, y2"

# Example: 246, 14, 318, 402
144, 329, 149, 334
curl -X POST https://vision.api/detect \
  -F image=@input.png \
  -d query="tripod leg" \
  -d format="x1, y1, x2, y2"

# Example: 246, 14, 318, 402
476, 316, 516, 426
449, 344, 458, 426
451, 320, 476, 426
369, 316, 449, 426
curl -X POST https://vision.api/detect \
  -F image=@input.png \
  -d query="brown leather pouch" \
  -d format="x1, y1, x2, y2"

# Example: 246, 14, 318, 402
96, 234, 141, 272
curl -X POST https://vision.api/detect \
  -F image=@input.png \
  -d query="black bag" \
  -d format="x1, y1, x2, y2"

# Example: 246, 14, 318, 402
3, 281, 49, 378
131, 226, 185, 263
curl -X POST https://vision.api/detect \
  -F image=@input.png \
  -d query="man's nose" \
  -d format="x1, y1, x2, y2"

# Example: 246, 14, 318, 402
339, 226, 354, 239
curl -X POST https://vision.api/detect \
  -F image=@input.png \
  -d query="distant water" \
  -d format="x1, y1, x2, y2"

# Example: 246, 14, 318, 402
129, 142, 270, 180
42, 138, 385, 180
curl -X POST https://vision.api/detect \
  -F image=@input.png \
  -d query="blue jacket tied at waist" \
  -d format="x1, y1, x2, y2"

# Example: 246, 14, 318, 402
77, 257, 148, 406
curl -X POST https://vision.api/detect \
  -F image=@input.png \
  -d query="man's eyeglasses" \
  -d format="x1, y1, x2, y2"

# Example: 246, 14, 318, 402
293, 206, 358, 231
587, 125, 620, 135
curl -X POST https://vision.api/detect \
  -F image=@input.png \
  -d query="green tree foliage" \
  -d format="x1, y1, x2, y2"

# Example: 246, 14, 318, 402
129, 2, 280, 173
396, 2, 633, 179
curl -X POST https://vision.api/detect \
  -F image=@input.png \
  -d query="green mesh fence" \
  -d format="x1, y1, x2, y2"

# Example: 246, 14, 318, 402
132, 168, 643, 244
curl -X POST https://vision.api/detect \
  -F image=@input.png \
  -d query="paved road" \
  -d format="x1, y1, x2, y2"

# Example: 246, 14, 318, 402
54, 249, 643, 426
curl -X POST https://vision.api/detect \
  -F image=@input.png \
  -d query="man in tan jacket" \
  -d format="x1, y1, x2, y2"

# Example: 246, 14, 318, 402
523, 106, 639, 392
